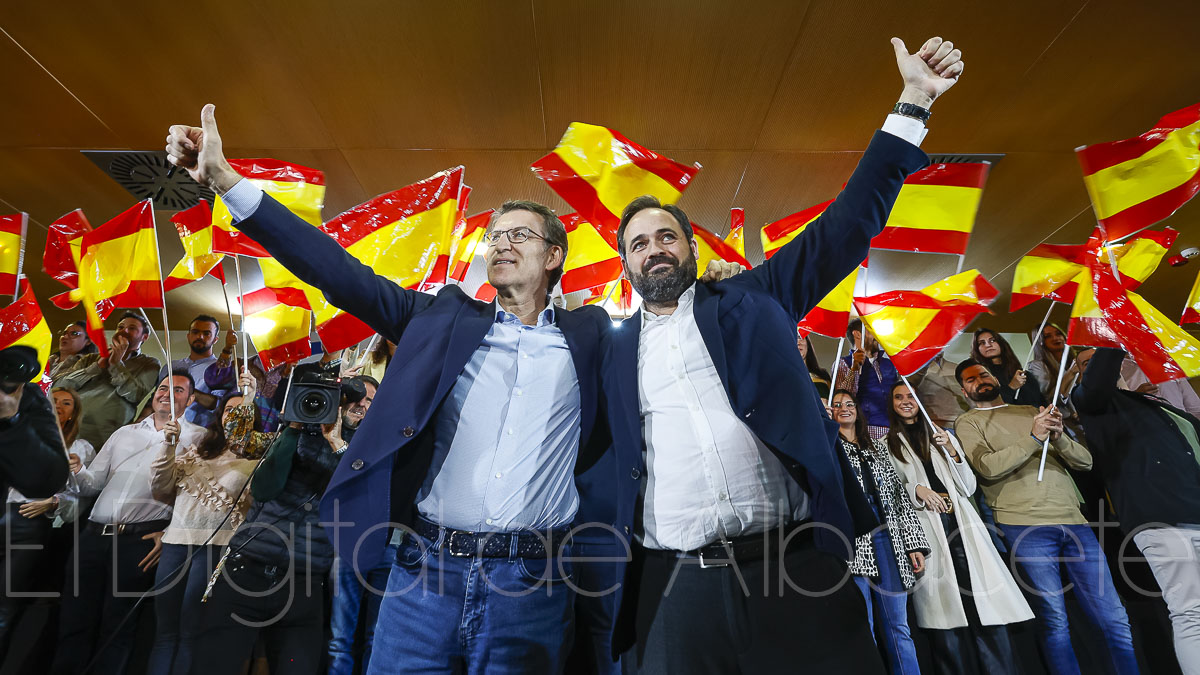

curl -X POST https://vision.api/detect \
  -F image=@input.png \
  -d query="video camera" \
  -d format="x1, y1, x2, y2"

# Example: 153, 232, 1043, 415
280, 362, 366, 426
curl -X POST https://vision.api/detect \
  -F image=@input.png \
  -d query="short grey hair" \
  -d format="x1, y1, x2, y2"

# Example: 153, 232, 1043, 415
488, 200, 569, 289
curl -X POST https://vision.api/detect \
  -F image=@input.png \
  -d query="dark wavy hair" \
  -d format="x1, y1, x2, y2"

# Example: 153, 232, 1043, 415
831, 388, 870, 449
886, 381, 929, 464
196, 390, 263, 460
801, 335, 831, 382
970, 328, 1022, 385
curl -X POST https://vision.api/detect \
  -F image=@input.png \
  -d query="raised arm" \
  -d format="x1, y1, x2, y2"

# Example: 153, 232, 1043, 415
166, 105, 433, 343
1071, 347, 1124, 415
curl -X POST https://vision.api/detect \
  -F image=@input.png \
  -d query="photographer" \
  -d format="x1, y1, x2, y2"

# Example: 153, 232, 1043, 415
190, 364, 363, 674
0, 346, 70, 499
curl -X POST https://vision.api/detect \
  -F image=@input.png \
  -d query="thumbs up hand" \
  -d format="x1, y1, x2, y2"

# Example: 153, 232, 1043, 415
165, 103, 241, 194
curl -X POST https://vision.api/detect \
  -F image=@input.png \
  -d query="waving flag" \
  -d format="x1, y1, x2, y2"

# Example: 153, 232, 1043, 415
1077, 102, 1200, 240
584, 278, 634, 311
1009, 227, 1176, 312
1069, 263, 1200, 383
853, 270, 998, 376
724, 208, 746, 260
531, 122, 700, 238
0, 280, 52, 381
798, 267, 861, 338
870, 162, 989, 255
449, 210, 494, 283
693, 222, 750, 271
43, 209, 93, 309
70, 200, 163, 331
165, 200, 226, 292
421, 185, 473, 290
760, 199, 833, 260
212, 159, 326, 257
1183, 271, 1200, 325
561, 213, 622, 293
241, 287, 312, 369
0, 213, 27, 298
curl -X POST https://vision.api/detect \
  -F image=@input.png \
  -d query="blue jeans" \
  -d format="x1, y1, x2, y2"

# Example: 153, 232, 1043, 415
367, 530, 575, 674
328, 543, 399, 675
853, 529, 920, 675
146, 543, 220, 675
1000, 523, 1139, 675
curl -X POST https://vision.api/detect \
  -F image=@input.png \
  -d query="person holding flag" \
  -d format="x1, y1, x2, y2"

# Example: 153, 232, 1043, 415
603, 35, 963, 673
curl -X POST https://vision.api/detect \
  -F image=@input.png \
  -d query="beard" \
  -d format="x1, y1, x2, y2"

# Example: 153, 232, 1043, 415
967, 382, 1000, 403
627, 252, 698, 305
190, 340, 211, 355
343, 411, 362, 430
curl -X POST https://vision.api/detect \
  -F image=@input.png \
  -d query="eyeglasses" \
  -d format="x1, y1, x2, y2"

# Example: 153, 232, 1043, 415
485, 227, 546, 246
831, 401, 857, 409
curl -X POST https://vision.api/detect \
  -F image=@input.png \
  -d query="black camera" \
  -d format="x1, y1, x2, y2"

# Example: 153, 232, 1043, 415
281, 363, 366, 425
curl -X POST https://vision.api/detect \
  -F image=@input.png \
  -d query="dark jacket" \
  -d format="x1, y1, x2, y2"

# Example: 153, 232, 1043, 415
1072, 348, 1200, 530
232, 427, 341, 573
0, 383, 70, 498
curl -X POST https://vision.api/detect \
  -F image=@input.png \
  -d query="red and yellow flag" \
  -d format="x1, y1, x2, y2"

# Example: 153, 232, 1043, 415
1077, 102, 1200, 241
0, 280, 52, 381
212, 159, 326, 257
70, 200, 163, 331
1069, 263, 1200, 383
693, 222, 750, 271
870, 162, 989, 255
0, 214, 27, 298
1009, 227, 1176, 312
724, 208, 746, 260
760, 199, 833, 260
1183, 270, 1200, 325
449, 210, 494, 284
531, 122, 700, 238
583, 278, 634, 312
43, 209, 92, 309
853, 270, 998, 376
798, 267, 861, 339
165, 200, 226, 292
561, 213, 622, 294
241, 287, 312, 369
421, 185, 473, 290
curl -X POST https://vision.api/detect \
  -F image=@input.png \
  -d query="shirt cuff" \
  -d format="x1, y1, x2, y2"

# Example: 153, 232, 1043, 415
222, 179, 265, 222
881, 113, 928, 147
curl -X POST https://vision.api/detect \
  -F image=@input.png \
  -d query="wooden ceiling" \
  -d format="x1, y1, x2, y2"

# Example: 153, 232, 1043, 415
2, 0, 1199, 336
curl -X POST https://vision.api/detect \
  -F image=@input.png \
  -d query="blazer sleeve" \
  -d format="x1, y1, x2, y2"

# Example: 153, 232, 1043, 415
721, 131, 928, 321
233, 195, 436, 344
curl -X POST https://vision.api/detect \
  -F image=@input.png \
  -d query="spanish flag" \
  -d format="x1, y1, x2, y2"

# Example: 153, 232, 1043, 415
421, 185, 472, 290
70, 200, 164, 328
1009, 227, 1176, 312
1069, 263, 1200, 383
0, 280, 52, 381
798, 267, 861, 339
531, 122, 701, 237
561, 213, 622, 294
853, 270, 998, 376
164, 200, 226, 292
693, 222, 750, 271
584, 278, 634, 312
241, 287, 312, 369
449, 210, 493, 284
1183, 270, 1200, 325
760, 199, 833, 260
870, 162, 989, 255
212, 159, 326, 257
724, 208, 746, 260
1077, 102, 1200, 241
0, 213, 26, 298
43, 209, 92, 309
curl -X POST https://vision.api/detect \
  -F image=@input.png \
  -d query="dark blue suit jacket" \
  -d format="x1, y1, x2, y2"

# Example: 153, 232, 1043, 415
233, 196, 625, 573
603, 130, 928, 566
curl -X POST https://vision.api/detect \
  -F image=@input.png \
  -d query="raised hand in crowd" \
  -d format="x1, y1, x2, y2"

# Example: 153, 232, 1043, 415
890, 36, 964, 107
931, 427, 952, 449
105, 332, 130, 367
1009, 369, 1027, 390
700, 259, 746, 282
68, 452, 82, 474
322, 414, 345, 454
239, 368, 257, 400
163, 418, 181, 446
1031, 405, 1063, 443
166, 104, 242, 193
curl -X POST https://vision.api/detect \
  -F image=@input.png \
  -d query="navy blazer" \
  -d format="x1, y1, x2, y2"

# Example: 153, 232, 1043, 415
603, 130, 929, 564
233, 196, 624, 573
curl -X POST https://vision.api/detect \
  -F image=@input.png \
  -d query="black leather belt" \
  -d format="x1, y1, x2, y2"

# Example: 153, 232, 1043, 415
413, 517, 568, 559
86, 519, 171, 537
647, 520, 814, 568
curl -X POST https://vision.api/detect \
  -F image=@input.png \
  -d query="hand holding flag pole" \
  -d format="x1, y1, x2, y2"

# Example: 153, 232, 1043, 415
898, 372, 955, 458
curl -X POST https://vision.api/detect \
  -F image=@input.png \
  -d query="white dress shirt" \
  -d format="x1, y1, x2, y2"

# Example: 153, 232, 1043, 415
76, 416, 206, 525
1121, 357, 1200, 416
638, 285, 809, 551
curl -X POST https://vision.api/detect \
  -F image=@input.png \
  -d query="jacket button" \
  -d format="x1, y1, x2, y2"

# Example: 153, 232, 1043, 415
403, 426, 415, 437
351, 459, 364, 470
624, 526, 631, 534
631, 468, 641, 479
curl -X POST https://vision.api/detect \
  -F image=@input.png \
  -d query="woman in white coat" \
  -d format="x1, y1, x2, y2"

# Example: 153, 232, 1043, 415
885, 381, 1034, 674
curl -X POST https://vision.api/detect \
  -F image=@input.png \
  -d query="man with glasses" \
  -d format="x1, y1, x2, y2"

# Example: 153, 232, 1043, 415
164, 107, 739, 673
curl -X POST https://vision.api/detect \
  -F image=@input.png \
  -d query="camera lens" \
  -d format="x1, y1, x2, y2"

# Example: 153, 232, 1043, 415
300, 392, 328, 417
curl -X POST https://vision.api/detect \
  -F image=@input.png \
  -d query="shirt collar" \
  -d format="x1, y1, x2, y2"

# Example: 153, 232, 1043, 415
493, 302, 556, 327
640, 283, 697, 324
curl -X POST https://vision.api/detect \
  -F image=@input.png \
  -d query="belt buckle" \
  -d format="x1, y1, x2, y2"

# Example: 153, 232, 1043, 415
447, 531, 477, 558
100, 523, 117, 536
697, 541, 733, 569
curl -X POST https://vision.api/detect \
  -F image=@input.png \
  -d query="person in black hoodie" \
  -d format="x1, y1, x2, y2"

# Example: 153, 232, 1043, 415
1072, 347, 1200, 675
0, 346, 70, 498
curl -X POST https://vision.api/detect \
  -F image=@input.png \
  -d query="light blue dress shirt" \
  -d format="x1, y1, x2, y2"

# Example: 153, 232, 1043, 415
416, 305, 582, 532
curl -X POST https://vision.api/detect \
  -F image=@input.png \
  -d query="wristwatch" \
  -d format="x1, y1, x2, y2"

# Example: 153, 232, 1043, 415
892, 102, 932, 123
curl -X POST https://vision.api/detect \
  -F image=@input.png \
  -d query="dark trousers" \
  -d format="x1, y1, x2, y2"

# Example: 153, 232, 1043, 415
629, 528, 884, 674
0, 502, 53, 654
50, 524, 160, 675
146, 543, 221, 675
927, 512, 1017, 675
189, 554, 327, 674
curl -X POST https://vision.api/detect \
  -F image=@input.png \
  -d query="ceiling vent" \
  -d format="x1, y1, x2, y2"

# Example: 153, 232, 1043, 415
82, 150, 213, 210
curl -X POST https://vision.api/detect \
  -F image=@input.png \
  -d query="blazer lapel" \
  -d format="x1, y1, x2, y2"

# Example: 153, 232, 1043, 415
436, 301, 494, 399
556, 308, 595, 443
614, 314, 642, 438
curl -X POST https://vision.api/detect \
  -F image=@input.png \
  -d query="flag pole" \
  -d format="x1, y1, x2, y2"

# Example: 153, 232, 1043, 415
234, 256, 249, 370
827, 336, 845, 407
355, 334, 380, 371
14, 213, 28, 303
1025, 301, 1056, 368
955, 253, 965, 274
148, 203, 175, 420
1037, 344, 1072, 481
898, 371, 952, 456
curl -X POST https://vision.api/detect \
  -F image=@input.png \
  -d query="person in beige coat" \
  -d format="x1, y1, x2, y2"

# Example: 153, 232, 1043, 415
886, 381, 1033, 674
